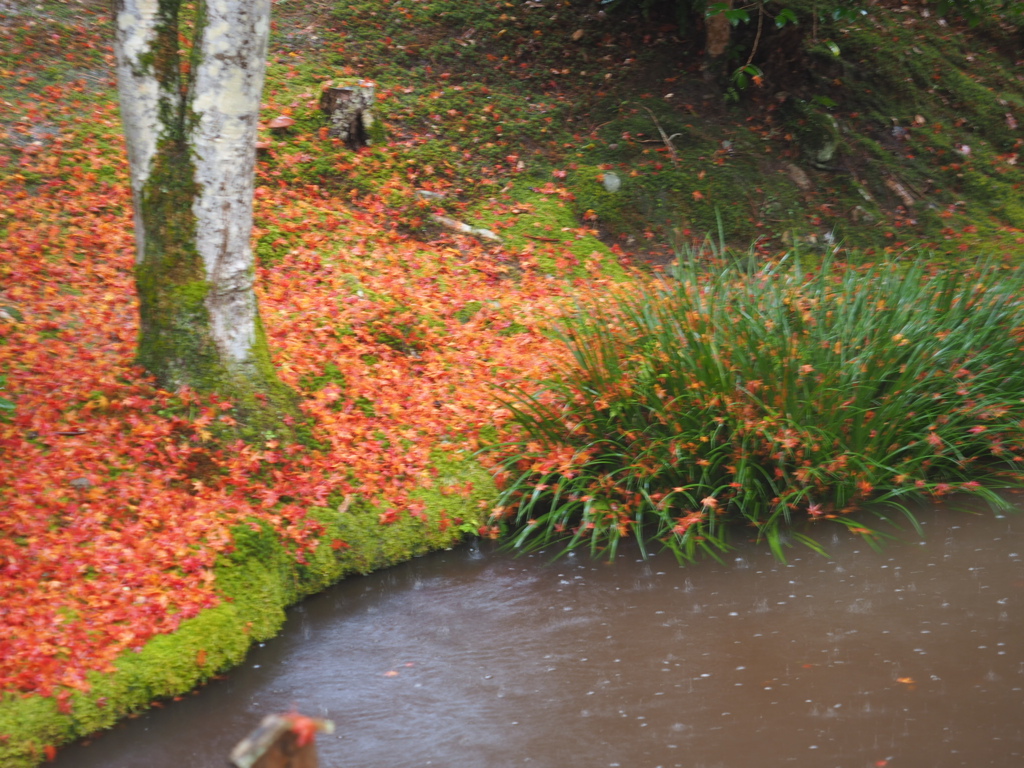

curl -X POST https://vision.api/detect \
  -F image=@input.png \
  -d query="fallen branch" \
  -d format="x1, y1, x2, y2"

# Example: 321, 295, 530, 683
431, 214, 502, 243
642, 106, 681, 167
884, 175, 915, 208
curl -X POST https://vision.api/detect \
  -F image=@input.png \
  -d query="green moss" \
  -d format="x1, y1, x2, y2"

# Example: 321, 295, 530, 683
454, 301, 483, 324
133, 138, 305, 441
472, 183, 625, 279
802, 6, 1024, 252
216, 519, 296, 639
565, 165, 633, 237
0, 603, 253, 768
498, 321, 530, 337
299, 450, 495, 587
365, 113, 387, 146
133, 138, 210, 373
298, 361, 347, 393
254, 225, 295, 267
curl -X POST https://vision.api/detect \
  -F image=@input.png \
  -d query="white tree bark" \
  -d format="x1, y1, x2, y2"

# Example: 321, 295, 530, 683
191, 0, 270, 369
113, 0, 162, 261
113, 0, 278, 390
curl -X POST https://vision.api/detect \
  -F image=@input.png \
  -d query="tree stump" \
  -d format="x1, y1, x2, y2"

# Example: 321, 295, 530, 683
319, 82, 376, 148
702, 0, 733, 83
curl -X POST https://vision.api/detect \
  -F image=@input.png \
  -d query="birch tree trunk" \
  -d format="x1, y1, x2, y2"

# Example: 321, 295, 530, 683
113, 0, 301, 438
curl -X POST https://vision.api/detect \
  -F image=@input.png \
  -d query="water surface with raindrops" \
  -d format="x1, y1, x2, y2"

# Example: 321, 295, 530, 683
54, 497, 1024, 768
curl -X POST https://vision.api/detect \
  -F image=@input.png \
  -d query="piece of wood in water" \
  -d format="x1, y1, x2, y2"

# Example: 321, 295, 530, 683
230, 713, 334, 768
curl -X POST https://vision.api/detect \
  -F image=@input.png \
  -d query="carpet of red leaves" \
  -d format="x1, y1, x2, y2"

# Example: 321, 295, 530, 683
0, 49, 613, 703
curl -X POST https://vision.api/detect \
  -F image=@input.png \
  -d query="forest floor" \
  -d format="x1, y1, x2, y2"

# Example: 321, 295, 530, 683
0, 0, 1022, 764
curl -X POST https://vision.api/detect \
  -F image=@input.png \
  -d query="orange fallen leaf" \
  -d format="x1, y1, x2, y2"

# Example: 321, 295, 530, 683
288, 713, 321, 747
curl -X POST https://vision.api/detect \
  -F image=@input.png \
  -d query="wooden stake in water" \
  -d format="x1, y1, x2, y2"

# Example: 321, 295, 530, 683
230, 713, 335, 768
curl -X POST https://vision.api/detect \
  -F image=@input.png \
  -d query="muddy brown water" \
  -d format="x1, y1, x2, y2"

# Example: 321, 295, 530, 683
54, 499, 1024, 768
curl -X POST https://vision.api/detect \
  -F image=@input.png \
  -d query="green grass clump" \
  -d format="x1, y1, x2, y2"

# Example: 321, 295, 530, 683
487, 250, 1024, 561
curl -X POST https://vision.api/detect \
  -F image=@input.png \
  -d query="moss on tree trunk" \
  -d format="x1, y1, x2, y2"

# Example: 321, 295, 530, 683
116, 0, 303, 442
134, 141, 302, 441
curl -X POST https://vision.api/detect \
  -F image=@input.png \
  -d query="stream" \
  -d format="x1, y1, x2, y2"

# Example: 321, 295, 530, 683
54, 497, 1024, 768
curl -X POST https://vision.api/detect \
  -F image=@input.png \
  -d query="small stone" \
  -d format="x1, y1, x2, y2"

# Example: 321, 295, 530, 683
70, 477, 92, 489
601, 171, 621, 193
851, 205, 876, 224
784, 162, 812, 191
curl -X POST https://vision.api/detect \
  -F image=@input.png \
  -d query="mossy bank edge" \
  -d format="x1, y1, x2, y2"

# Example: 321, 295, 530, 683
0, 451, 494, 768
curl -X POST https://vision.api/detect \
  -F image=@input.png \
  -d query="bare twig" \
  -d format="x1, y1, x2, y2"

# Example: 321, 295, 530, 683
640, 107, 681, 167
743, 2, 766, 70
